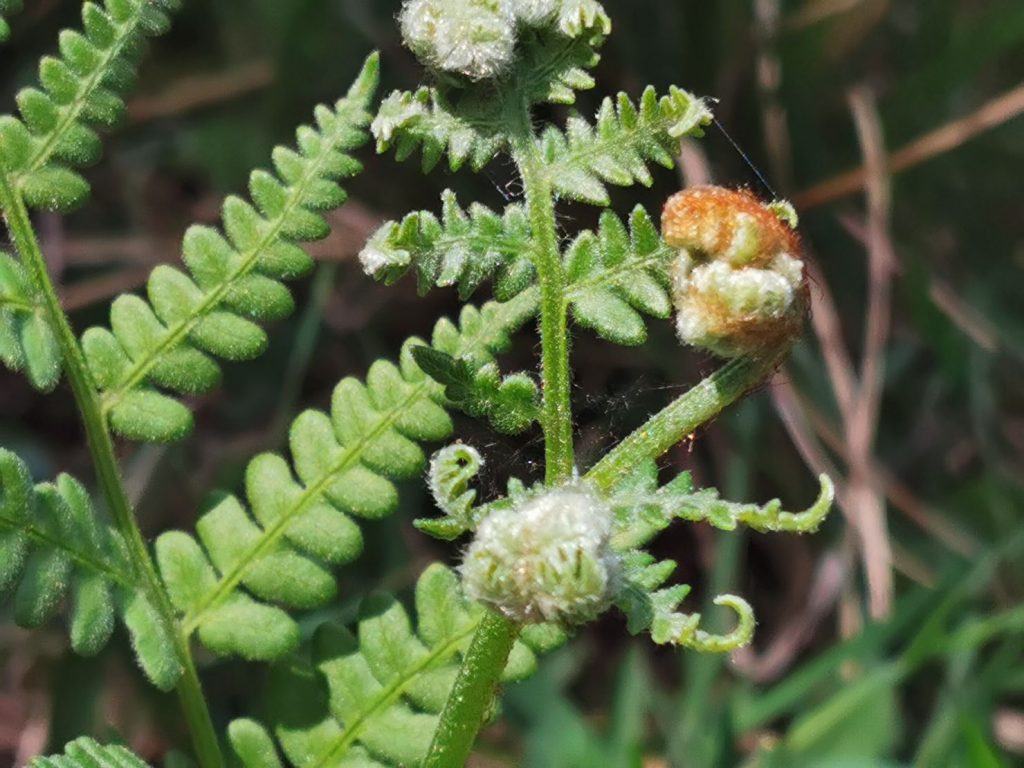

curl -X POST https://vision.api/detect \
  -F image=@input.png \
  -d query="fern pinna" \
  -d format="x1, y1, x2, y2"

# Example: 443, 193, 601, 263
1, 1, 834, 766
155, 292, 537, 661
0, 0, 183, 390
83, 55, 378, 443
0, 0, 20, 43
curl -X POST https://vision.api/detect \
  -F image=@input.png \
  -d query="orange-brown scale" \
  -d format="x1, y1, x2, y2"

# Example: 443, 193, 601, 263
663, 185, 810, 357
661, 186, 801, 268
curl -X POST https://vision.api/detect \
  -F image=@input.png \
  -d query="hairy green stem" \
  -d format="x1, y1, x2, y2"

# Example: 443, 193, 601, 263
512, 130, 575, 484
586, 352, 786, 493
0, 178, 224, 768
423, 610, 518, 767
428, 107, 577, 765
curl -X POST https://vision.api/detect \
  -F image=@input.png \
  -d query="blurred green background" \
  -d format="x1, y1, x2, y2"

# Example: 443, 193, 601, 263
2, 0, 1023, 766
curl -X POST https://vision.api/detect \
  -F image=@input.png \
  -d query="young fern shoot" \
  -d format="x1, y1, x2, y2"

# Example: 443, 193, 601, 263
344, 1, 832, 765
1, 1, 834, 766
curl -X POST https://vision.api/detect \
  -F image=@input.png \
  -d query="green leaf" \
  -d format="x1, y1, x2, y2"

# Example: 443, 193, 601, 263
229, 720, 285, 768
83, 53, 378, 443
4, 0, 183, 211
122, 588, 183, 691
360, 189, 534, 301
0, 449, 126, 657
613, 550, 755, 652
515, 0, 611, 106
566, 206, 676, 346
610, 473, 835, 551
0, 251, 64, 391
0, 0, 22, 44
17, 310, 61, 391
157, 292, 538, 661
411, 346, 540, 435
540, 86, 712, 205
236, 565, 564, 767
108, 389, 193, 443
372, 86, 507, 173
30, 737, 151, 768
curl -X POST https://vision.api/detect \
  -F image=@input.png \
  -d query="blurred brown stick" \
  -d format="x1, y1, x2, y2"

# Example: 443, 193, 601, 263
127, 60, 275, 124
845, 86, 894, 619
796, 82, 1024, 209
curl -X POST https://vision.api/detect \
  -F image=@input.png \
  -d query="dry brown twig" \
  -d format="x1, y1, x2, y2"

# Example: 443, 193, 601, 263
796, 82, 1024, 209
845, 85, 895, 619
127, 61, 275, 124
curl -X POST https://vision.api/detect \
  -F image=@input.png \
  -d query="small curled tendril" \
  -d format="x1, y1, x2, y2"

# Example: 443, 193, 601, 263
649, 592, 755, 652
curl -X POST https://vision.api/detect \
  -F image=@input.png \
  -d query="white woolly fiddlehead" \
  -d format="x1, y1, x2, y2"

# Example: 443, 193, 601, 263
460, 485, 619, 624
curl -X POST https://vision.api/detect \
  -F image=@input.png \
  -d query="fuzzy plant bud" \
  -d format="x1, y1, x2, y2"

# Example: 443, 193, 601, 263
511, 0, 559, 25
460, 486, 618, 624
662, 186, 808, 358
399, 0, 517, 81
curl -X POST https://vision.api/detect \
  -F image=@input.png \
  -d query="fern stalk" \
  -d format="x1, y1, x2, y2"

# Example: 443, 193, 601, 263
0, 177, 224, 768
423, 610, 519, 766
587, 352, 789, 493
426, 102, 580, 768
512, 123, 576, 484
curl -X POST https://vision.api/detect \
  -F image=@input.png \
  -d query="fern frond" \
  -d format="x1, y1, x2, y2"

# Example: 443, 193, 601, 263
565, 205, 675, 346
0, 449, 129, 656
228, 565, 564, 768
373, 2, 611, 172
30, 737, 150, 768
372, 87, 506, 173
0, 251, 62, 391
614, 550, 755, 652
155, 293, 538, 661
359, 189, 534, 301
515, 0, 611, 105
0, 0, 181, 212
610, 468, 836, 551
539, 86, 713, 206
0, 0, 21, 44
79, 54, 379, 444
412, 347, 540, 435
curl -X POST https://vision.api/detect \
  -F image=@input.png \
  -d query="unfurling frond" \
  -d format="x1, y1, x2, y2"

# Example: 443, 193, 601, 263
0, 0, 21, 43
228, 565, 565, 768
539, 86, 712, 205
614, 550, 755, 652
0, 252, 61, 391
0, 449, 127, 656
626, 472, 835, 539
663, 186, 808, 357
0, 0, 181, 211
155, 293, 538, 661
427, 443, 485, 524
565, 206, 674, 346
360, 189, 534, 300
372, 87, 507, 173
418, 442, 491, 540
514, 0, 611, 105
30, 737, 150, 768
608, 462, 835, 551
80, 54, 378, 444
461, 486, 617, 624
374, 0, 611, 173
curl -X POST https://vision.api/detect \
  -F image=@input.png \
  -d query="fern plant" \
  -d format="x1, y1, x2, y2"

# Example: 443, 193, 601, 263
2, 1, 833, 766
